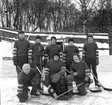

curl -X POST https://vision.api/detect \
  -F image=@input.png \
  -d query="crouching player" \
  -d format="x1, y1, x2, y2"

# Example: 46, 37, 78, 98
44, 53, 70, 100
17, 64, 40, 102
66, 54, 92, 96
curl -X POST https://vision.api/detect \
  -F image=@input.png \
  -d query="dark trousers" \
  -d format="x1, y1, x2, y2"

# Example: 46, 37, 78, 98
17, 83, 38, 101
74, 77, 87, 96
51, 82, 58, 95
50, 76, 68, 96
16, 56, 28, 75
32, 58, 42, 90
85, 58, 98, 84
66, 75, 87, 96
16, 56, 28, 83
66, 61, 73, 71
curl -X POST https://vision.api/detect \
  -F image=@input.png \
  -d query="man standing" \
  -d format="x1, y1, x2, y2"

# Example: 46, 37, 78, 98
28, 35, 44, 92
82, 35, 100, 87
62, 38, 79, 71
44, 36, 62, 64
13, 31, 30, 75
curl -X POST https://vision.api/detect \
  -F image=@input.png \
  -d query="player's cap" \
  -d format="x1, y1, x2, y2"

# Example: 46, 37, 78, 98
68, 38, 74, 42
18, 30, 24, 34
35, 35, 41, 40
53, 53, 60, 57
51, 36, 57, 40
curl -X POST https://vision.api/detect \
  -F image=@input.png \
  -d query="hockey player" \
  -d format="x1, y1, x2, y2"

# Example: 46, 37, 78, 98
66, 54, 91, 96
62, 38, 79, 71
44, 36, 62, 65
28, 35, 44, 91
13, 31, 30, 75
17, 64, 39, 102
44, 53, 69, 100
82, 35, 101, 87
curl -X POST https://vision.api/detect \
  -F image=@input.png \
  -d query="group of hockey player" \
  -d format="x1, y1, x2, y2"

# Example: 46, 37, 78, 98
13, 31, 101, 103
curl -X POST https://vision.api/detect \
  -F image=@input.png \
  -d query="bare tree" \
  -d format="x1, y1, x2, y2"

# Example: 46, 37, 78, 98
0, 0, 5, 27
74, 0, 97, 36
106, 0, 112, 55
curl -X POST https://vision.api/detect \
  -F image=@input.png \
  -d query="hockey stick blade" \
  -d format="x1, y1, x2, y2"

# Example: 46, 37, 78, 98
102, 86, 112, 91
38, 89, 50, 96
91, 71, 112, 91
89, 89, 102, 93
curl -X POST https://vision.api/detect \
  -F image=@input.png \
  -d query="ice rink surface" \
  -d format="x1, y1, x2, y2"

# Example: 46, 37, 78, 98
0, 41, 112, 105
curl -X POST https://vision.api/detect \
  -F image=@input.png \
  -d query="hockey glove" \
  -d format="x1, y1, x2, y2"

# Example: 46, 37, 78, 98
96, 60, 99, 65
84, 77, 93, 87
13, 57, 18, 66
59, 69, 66, 75
66, 74, 74, 81
51, 73, 61, 83
95, 56, 99, 65
73, 72, 78, 76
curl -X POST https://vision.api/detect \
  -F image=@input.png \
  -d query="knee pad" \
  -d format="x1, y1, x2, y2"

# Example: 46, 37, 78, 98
78, 85, 87, 96
48, 85, 58, 99
85, 78, 93, 87
57, 77, 68, 95
66, 75, 74, 81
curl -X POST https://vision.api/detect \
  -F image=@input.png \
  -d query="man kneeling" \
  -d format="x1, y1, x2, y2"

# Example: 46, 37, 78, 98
17, 64, 40, 102
44, 53, 70, 100
66, 54, 92, 96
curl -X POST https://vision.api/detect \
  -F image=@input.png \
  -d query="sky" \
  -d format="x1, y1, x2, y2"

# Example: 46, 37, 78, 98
71, 0, 99, 10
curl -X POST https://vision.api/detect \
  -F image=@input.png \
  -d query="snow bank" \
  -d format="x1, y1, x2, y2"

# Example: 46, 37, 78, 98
0, 41, 13, 59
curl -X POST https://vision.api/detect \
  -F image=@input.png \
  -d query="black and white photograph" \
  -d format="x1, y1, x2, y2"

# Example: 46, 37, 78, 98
0, 0, 112, 105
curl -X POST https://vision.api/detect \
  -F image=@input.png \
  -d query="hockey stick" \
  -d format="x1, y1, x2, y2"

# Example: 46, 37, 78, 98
43, 82, 84, 105
56, 82, 84, 99
17, 66, 22, 72
36, 66, 50, 96
36, 66, 43, 76
65, 69, 102, 93
91, 71, 112, 91
35, 66, 46, 88
38, 46, 44, 90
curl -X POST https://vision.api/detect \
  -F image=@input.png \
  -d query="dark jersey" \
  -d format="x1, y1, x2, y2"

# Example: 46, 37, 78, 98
82, 42, 98, 59
28, 43, 44, 60
45, 44, 62, 60
63, 45, 79, 62
18, 68, 36, 85
70, 60, 89, 77
46, 59, 65, 77
13, 38, 30, 57
17, 68, 36, 94
44, 59, 67, 97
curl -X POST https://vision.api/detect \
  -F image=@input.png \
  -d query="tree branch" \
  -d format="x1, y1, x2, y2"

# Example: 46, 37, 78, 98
74, 0, 81, 6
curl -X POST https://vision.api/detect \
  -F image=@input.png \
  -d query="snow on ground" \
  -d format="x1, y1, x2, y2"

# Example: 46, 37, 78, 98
0, 41, 112, 105
0, 41, 13, 58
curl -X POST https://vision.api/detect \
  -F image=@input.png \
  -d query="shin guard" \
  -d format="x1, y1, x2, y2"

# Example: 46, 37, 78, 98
67, 81, 73, 98
48, 85, 58, 99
